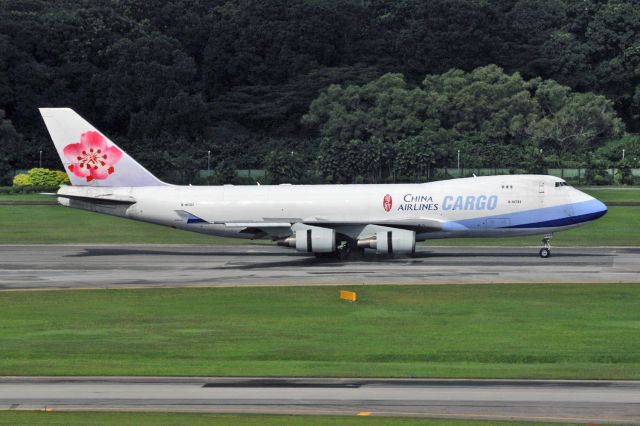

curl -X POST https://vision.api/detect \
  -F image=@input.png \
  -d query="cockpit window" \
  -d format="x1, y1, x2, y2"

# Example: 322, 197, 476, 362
554, 182, 569, 187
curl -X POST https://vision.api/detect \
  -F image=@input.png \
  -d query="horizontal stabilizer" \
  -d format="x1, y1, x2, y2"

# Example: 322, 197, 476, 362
56, 193, 136, 205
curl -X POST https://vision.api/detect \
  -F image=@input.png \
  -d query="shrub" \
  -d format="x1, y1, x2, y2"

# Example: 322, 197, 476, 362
15, 168, 70, 187
54, 170, 70, 185
27, 168, 60, 186
12, 173, 32, 187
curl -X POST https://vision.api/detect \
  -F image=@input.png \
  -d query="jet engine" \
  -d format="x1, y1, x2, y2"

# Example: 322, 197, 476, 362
281, 226, 336, 253
357, 229, 416, 255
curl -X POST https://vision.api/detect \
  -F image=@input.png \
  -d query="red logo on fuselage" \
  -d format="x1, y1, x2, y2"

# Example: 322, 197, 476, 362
383, 194, 393, 212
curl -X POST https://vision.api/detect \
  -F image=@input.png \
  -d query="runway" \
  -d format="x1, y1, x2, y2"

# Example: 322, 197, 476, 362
1, 377, 639, 423
1, 244, 639, 290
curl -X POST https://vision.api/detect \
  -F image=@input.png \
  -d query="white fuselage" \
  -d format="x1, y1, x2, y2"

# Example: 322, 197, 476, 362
57, 175, 607, 245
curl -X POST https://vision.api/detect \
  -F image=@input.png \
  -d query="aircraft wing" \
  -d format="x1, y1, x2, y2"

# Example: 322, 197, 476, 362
302, 217, 446, 231
220, 217, 446, 240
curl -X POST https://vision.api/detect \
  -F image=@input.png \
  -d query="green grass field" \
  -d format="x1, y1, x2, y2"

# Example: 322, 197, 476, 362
578, 186, 640, 203
0, 193, 53, 201
1, 284, 639, 379
0, 204, 250, 244
0, 412, 574, 426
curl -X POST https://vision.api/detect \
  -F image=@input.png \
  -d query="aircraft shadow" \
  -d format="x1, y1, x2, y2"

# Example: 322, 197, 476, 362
66, 248, 291, 258
224, 249, 611, 270
219, 257, 345, 270
414, 250, 609, 259
66, 247, 611, 269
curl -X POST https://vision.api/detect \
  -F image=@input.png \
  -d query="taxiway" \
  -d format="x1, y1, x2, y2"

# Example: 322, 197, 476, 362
0, 244, 638, 290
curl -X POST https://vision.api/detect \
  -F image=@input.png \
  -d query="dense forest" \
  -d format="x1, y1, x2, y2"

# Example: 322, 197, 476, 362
1, 0, 640, 184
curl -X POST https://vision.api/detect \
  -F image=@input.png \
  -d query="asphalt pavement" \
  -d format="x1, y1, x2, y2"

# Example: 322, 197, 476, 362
0, 244, 638, 289
1, 377, 638, 423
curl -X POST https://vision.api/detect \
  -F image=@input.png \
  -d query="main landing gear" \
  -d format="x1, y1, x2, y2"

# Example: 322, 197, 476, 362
335, 241, 365, 260
314, 241, 364, 260
539, 233, 552, 258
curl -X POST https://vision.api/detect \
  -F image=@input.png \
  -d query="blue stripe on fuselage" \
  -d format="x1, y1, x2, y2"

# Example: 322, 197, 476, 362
446, 199, 607, 230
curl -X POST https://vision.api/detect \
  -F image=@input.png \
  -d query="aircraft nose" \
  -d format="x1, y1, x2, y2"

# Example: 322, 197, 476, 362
591, 198, 608, 219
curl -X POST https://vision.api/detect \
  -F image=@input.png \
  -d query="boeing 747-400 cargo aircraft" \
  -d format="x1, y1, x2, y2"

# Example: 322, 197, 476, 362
40, 108, 608, 258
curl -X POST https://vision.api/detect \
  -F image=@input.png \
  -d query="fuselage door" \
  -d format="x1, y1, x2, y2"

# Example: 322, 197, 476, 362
538, 182, 545, 193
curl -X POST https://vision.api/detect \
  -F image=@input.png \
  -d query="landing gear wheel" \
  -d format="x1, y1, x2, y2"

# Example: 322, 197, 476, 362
539, 233, 552, 259
337, 247, 350, 261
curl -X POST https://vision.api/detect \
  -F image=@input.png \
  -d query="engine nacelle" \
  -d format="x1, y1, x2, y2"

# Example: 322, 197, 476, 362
358, 229, 416, 254
292, 226, 336, 253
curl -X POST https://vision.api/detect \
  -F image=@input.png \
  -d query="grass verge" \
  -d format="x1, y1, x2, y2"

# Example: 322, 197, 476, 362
0, 412, 574, 426
1, 284, 639, 379
578, 186, 640, 203
0, 193, 55, 201
0, 205, 251, 244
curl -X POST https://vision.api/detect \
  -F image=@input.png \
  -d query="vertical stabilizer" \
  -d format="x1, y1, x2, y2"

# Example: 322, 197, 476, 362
39, 108, 166, 187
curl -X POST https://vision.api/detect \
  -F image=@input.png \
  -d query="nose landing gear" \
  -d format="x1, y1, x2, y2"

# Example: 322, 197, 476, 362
539, 233, 552, 258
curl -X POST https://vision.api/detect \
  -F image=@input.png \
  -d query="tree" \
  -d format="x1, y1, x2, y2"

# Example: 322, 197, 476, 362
304, 65, 625, 181
393, 136, 434, 180
422, 65, 540, 153
367, 0, 506, 75
202, 0, 362, 94
523, 148, 548, 174
0, 110, 22, 185
528, 84, 625, 166
264, 148, 306, 184
616, 159, 634, 185
596, 134, 640, 164
584, 153, 612, 185
92, 34, 200, 136
533, 1, 640, 130
3, 0, 640, 179
213, 159, 236, 184
303, 73, 432, 144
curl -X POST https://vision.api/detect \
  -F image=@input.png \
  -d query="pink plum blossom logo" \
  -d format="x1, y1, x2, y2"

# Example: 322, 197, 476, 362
63, 131, 122, 182
383, 194, 393, 212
